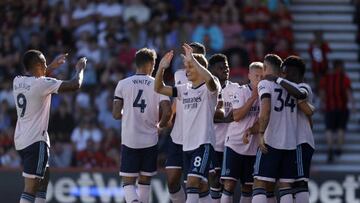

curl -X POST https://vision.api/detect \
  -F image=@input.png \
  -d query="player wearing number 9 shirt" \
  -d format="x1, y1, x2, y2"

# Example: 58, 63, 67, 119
112, 48, 171, 203
14, 50, 87, 203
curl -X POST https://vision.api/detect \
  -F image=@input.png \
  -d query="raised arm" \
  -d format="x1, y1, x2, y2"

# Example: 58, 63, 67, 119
58, 57, 87, 93
265, 75, 307, 100
46, 53, 68, 76
182, 43, 219, 92
154, 51, 175, 97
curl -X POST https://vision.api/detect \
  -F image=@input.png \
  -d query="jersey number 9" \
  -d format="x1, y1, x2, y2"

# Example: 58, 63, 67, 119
17, 93, 27, 117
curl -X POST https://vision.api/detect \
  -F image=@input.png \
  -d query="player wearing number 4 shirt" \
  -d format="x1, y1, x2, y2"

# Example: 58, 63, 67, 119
112, 48, 172, 203
13, 50, 87, 203
252, 54, 299, 203
155, 44, 221, 203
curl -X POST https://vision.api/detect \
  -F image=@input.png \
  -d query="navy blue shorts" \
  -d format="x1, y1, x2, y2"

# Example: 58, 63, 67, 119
183, 144, 214, 182
120, 144, 158, 177
210, 150, 223, 172
253, 145, 297, 183
296, 143, 314, 181
221, 147, 256, 185
165, 137, 183, 169
18, 141, 49, 179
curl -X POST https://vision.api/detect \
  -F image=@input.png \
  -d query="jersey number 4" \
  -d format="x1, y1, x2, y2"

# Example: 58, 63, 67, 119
17, 93, 27, 117
133, 90, 147, 113
274, 88, 296, 112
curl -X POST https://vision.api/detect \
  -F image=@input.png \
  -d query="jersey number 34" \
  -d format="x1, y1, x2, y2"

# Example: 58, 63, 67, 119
274, 88, 296, 112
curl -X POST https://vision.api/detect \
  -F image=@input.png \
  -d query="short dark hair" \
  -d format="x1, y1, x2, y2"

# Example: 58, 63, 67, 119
189, 42, 206, 55
22, 50, 43, 71
135, 48, 157, 68
193, 54, 208, 69
264, 54, 282, 73
208, 54, 227, 70
282, 55, 306, 78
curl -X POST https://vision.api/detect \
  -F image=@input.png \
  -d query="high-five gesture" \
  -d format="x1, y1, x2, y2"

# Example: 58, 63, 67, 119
46, 53, 69, 76
159, 50, 174, 69
181, 43, 194, 65
155, 50, 176, 97
76, 57, 87, 72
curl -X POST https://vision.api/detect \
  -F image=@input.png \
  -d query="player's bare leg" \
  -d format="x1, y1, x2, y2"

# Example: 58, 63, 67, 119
265, 182, 277, 203
221, 179, 236, 203
34, 168, 50, 203
122, 176, 140, 203
278, 182, 293, 203
209, 170, 222, 203
20, 177, 40, 203
199, 179, 211, 203
138, 175, 152, 203
166, 168, 185, 203
186, 176, 201, 203
251, 179, 267, 203
240, 184, 253, 203
294, 181, 309, 203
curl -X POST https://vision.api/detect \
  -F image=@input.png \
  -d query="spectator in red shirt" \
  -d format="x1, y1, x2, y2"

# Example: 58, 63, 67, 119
242, 0, 270, 40
118, 38, 136, 73
76, 139, 107, 168
309, 30, 331, 91
319, 60, 355, 163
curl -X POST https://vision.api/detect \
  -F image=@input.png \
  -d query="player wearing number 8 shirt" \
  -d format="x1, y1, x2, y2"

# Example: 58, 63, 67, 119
13, 50, 87, 203
252, 54, 298, 203
112, 48, 171, 203
155, 44, 221, 203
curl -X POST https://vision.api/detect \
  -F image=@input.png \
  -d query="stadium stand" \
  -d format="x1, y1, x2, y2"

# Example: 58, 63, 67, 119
291, 0, 360, 171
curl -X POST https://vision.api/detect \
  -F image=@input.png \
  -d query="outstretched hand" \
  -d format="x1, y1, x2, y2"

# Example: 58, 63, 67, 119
181, 43, 194, 65
76, 57, 87, 72
49, 53, 68, 68
159, 50, 174, 69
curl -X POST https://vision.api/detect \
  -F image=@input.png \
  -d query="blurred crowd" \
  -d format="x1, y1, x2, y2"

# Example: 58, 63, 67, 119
0, 0, 294, 169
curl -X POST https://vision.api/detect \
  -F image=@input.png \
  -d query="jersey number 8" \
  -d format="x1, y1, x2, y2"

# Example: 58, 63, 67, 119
194, 156, 202, 167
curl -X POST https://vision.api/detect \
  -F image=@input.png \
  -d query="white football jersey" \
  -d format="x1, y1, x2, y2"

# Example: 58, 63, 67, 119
176, 80, 220, 151
258, 80, 298, 150
297, 82, 315, 148
170, 69, 189, 144
213, 81, 239, 152
13, 76, 62, 150
225, 84, 260, 155
114, 74, 170, 149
